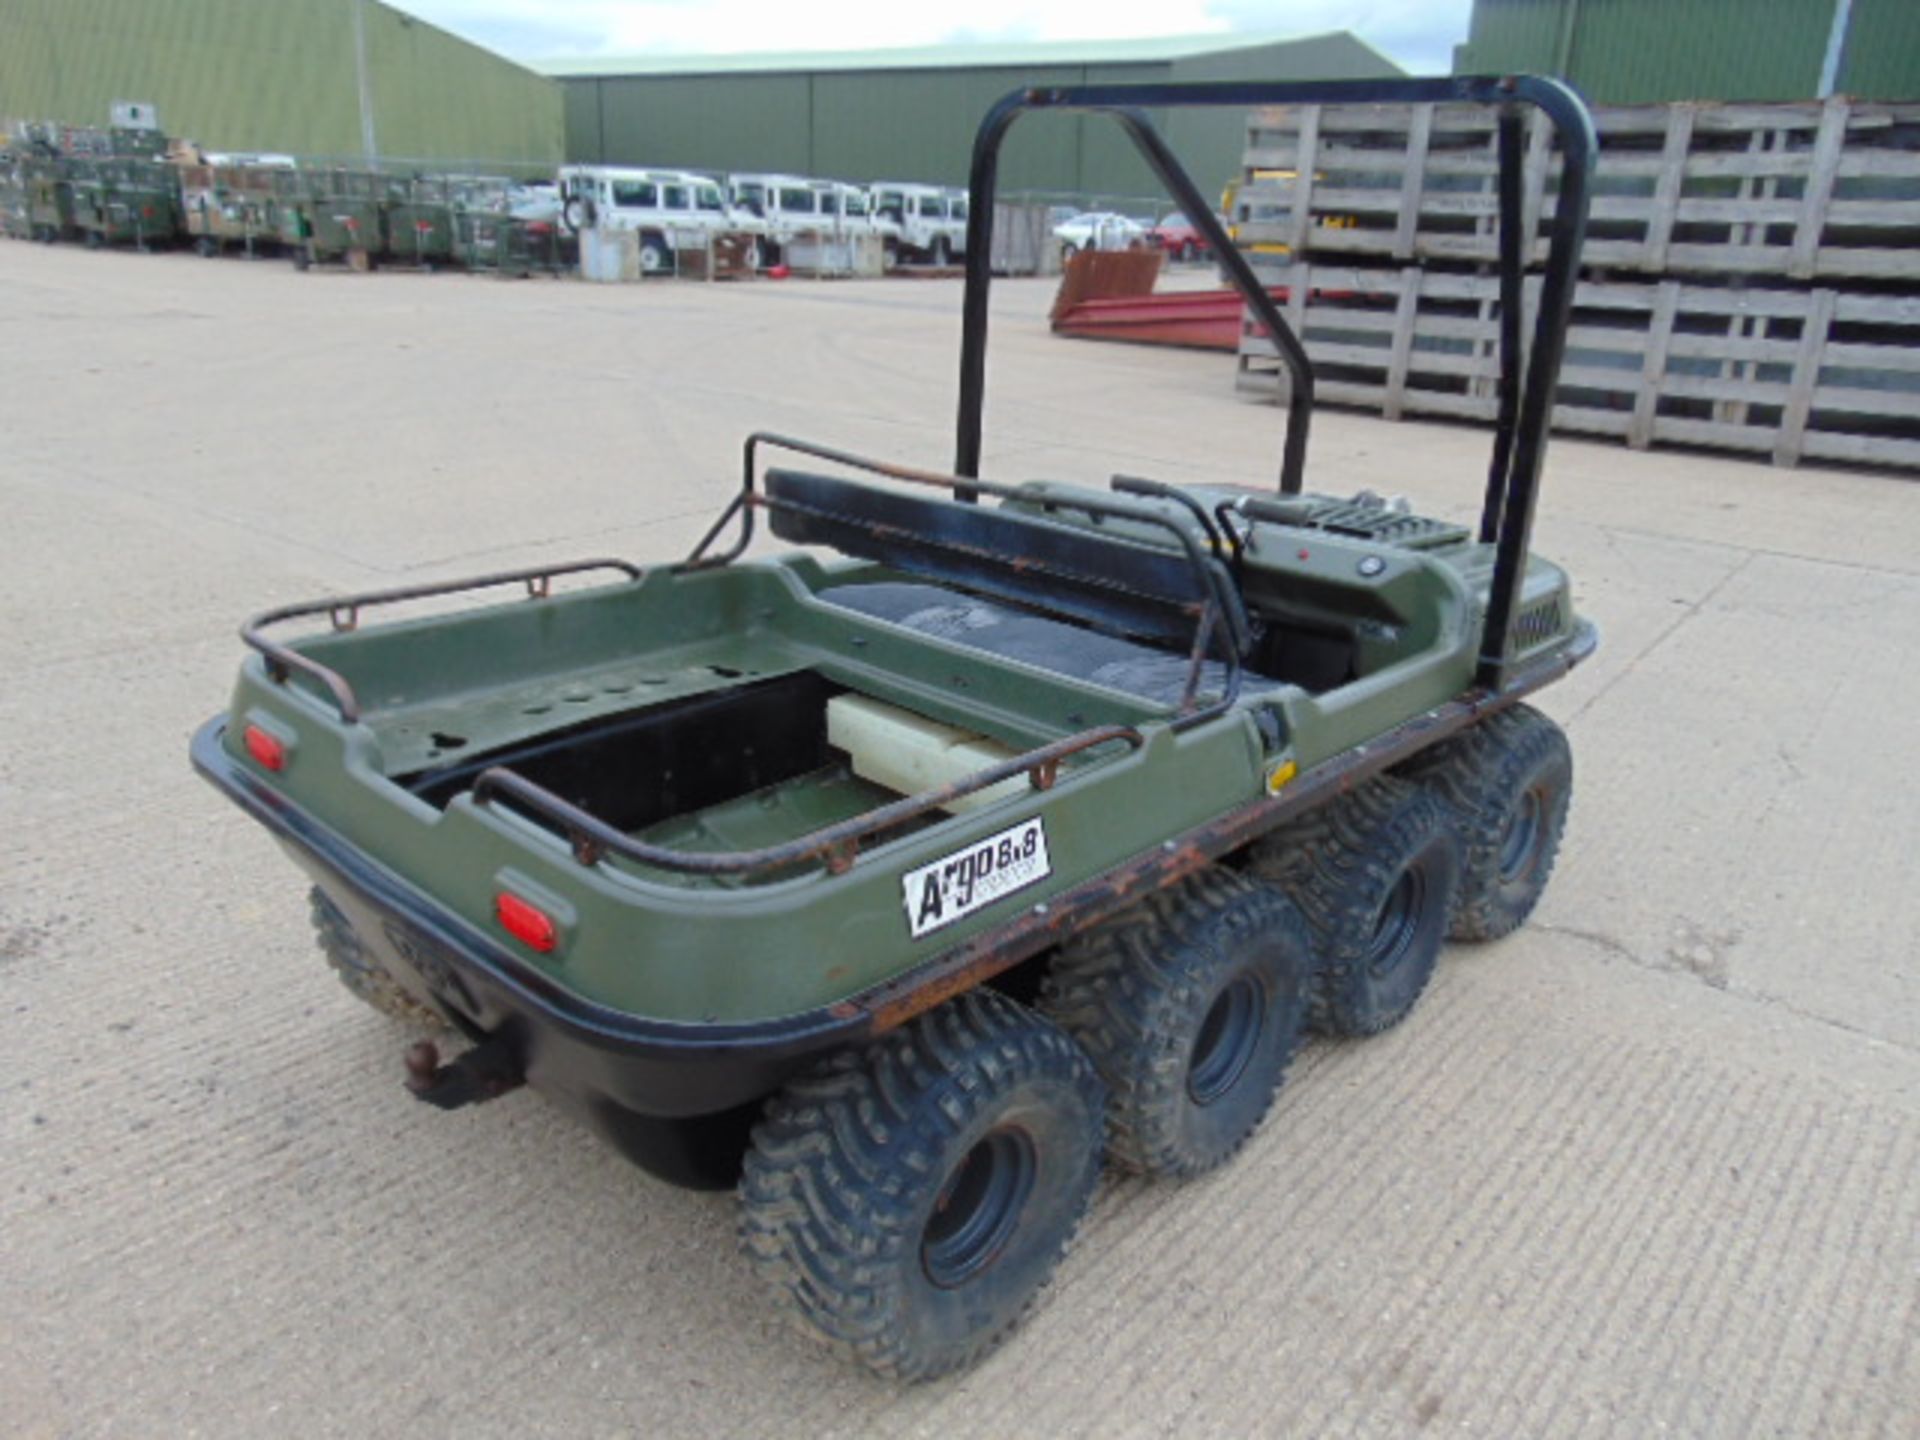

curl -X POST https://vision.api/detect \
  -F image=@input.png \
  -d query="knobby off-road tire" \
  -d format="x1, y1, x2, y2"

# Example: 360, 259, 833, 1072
1039, 867, 1311, 1178
1248, 777, 1461, 1037
308, 888, 447, 1031
1400, 703, 1573, 942
738, 990, 1104, 1382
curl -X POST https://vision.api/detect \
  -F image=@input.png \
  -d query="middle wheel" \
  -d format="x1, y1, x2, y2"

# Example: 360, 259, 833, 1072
1040, 867, 1311, 1178
1248, 775, 1462, 1037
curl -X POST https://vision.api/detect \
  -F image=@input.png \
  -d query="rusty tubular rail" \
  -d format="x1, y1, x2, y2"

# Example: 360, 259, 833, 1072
471, 723, 1144, 878
241, 559, 643, 723
856, 619, 1601, 1032
682, 431, 1249, 728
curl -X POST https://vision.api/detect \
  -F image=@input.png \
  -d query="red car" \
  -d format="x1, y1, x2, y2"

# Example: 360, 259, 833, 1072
1149, 212, 1215, 262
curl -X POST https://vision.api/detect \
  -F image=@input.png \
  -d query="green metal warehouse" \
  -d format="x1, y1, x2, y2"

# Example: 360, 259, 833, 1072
537, 31, 1402, 200
1455, 0, 1920, 103
0, 0, 562, 166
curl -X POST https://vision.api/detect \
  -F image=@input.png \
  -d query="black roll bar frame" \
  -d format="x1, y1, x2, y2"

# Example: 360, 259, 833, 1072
955, 74, 1596, 689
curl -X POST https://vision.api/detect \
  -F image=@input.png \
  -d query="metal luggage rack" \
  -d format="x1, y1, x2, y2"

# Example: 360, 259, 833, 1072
460, 429, 1259, 884
241, 559, 644, 723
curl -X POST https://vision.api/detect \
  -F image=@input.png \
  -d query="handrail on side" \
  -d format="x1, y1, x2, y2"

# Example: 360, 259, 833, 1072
241, 558, 643, 723
472, 722, 1145, 879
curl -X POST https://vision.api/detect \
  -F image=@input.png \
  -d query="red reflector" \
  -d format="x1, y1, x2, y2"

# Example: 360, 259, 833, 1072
243, 724, 286, 771
496, 892, 557, 952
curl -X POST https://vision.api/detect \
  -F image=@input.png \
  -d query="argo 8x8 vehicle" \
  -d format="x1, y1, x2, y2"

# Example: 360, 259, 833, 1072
194, 76, 1598, 1380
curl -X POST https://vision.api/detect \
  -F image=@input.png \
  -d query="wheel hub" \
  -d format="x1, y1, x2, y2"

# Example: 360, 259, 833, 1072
1187, 975, 1265, 1105
1498, 789, 1544, 882
1367, 867, 1427, 978
921, 1126, 1037, 1288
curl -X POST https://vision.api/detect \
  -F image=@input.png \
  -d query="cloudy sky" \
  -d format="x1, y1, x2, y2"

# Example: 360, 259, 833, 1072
388, 1, 1475, 75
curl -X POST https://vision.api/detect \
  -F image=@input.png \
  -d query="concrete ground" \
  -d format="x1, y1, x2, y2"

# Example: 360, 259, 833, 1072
2, 243, 1915, 1440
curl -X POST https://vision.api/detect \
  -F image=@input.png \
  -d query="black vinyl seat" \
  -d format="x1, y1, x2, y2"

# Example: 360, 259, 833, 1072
820, 581, 1282, 709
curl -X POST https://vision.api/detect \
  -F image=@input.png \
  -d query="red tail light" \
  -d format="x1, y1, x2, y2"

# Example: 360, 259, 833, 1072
243, 723, 286, 771
496, 892, 557, 952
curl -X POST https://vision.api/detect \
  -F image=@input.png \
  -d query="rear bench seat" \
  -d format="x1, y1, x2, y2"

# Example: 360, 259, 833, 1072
820, 581, 1282, 709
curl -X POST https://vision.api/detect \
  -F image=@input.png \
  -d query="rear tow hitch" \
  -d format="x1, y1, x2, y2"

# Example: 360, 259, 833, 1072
403, 1035, 525, 1111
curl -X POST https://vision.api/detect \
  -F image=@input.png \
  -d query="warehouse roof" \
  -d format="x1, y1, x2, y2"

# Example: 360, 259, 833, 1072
532, 29, 1382, 79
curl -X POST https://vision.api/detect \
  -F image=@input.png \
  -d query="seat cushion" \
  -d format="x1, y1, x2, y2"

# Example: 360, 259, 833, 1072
819, 581, 1279, 709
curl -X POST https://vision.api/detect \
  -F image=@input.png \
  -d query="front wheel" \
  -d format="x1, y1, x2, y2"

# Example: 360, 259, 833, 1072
1401, 704, 1573, 941
740, 990, 1104, 1382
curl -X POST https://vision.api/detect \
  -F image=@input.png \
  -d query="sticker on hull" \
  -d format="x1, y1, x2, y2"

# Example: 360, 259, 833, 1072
902, 817, 1052, 940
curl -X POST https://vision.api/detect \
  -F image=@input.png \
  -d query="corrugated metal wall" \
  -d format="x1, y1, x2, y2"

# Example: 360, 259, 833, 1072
0, 0, 562, 164
1169, 34, 1412, 198
559, 35, 1399, 196
1455, 0, 1920, 102
561, 64, 1161, 193
1840, 0, 1920, 100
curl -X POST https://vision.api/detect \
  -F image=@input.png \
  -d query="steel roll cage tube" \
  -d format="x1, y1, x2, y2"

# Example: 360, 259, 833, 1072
953, 75, 1597, 690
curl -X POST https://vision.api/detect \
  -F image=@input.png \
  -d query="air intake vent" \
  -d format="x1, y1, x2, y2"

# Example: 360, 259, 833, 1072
1513, 597, 1565, 651
1296, 499, 1469, 550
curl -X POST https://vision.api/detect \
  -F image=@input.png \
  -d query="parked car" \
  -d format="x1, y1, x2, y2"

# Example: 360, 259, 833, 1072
557, 165, 767, 273
869, 182, 968, 265
728, 173, 821, 263
1052, 211, 1147, 257
1149, 211, 1215, 262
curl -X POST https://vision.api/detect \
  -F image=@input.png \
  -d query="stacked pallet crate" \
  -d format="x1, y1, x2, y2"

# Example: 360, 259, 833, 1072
1234, 97, 1920, 470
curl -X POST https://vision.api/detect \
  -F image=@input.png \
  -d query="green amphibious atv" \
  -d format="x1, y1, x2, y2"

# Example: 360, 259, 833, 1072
195, 76, 1598, 1380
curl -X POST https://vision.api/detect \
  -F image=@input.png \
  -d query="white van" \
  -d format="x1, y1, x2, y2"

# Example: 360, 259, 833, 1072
557, 166, 766, 273
869, 183, 969, 265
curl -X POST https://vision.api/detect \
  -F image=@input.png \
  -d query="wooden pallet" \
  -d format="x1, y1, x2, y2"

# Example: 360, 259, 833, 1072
1235, 97, 1920, 282
1234, 97, 1920, 470
1238, 263, 1920, 470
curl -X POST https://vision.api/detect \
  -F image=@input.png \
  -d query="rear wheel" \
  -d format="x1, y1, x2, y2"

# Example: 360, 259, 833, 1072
308, 888, 446, 1031
195, 235, 218, 258
1400, 704, 1572, 941
1249, 777, 1461, 1036
637, 234, 672, 275
739, 990, 1104, 1382
1040, 867, 1310, 1178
